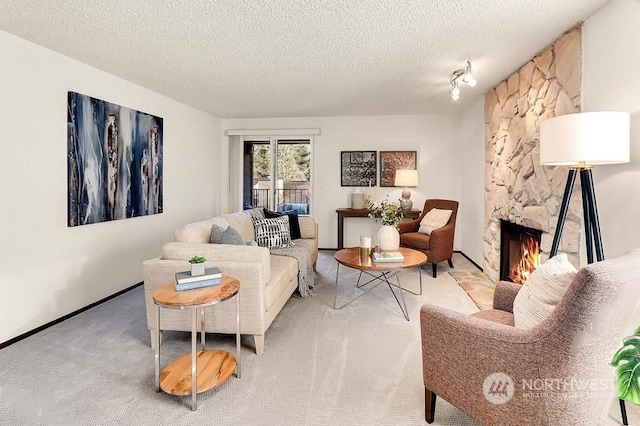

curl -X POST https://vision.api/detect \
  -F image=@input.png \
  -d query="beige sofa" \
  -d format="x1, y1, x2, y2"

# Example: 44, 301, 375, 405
143, 209, 318, 355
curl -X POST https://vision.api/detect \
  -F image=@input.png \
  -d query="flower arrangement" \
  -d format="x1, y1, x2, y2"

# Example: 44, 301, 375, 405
368, 198, 404, 229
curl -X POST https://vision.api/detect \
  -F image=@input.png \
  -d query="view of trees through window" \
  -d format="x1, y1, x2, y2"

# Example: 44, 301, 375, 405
253, 142, 310, 181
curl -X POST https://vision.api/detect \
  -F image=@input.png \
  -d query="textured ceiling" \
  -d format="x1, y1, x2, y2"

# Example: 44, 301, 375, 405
0, 0, 610, 118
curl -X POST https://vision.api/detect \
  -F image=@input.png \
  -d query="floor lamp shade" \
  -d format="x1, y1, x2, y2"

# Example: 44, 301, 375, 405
540, 111, 630, 166
539, 111, 631, 266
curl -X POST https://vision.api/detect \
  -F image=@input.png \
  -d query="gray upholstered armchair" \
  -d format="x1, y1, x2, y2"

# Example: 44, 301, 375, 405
420, 249, 640, 425
399, 199, 458, 277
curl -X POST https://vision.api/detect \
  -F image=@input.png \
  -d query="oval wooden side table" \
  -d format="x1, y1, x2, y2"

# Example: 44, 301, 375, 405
152, 276, 241, 411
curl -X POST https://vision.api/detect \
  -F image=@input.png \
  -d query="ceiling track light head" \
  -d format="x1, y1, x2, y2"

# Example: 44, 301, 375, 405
449, 61, 477, 100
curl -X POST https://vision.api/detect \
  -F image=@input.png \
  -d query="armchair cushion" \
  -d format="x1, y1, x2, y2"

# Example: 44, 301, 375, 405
399, 232, 430, 250
418, 208, 452, 235
513, 253, 577, 329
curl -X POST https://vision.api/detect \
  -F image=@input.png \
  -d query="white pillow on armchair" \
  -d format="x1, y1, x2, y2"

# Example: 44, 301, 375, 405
418, 208, 453, 235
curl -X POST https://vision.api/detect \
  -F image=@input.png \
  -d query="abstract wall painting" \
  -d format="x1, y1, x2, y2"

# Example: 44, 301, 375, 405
67, 92, 163, 227
341, 151, 377, 186
379, 151, 417, 187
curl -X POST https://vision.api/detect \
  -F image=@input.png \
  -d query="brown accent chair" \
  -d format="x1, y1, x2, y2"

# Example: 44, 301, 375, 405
420, 249, 640, 425
398, 199, 458, 277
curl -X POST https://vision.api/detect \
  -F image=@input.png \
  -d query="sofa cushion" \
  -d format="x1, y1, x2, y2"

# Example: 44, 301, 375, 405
252, 216, 292, 249
298, 216, 316, 239
265, 255, 298, 311
264, 208, 301, 240
418, 208, 452, 235
513, 253, 577, 329
175, 216, 229, 243
220, 209, 263, 241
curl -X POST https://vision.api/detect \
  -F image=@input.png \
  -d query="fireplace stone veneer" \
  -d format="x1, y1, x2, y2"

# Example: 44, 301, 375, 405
483, 26, 583, 282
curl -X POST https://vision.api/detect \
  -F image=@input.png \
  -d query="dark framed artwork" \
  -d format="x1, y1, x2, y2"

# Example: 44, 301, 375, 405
379, 151, 417, 187
340, 151, 377, 186
67, 91, 163, 227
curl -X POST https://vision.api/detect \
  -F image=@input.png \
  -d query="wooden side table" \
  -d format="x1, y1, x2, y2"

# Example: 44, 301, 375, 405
335, 208, 421, 249
153, 276, 241, 411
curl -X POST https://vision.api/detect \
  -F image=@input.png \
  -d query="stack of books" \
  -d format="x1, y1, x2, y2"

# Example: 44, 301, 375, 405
175, 267, 222, 291
372, 251, 405, 263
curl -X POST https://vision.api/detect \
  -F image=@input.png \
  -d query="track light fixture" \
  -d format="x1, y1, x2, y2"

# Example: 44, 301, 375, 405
449, 61, 476, 101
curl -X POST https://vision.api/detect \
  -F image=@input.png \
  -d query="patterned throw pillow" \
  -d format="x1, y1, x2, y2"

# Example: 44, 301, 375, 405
263, 208, 302, 240
251, 216, 292, 250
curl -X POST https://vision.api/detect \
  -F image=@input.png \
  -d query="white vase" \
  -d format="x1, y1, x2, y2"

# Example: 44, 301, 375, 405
377, 225, 400, 252
191, 263, 205, 276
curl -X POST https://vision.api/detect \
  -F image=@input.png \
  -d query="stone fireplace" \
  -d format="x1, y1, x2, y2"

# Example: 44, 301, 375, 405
500, 220, 542, 284
483, 26, 583, 282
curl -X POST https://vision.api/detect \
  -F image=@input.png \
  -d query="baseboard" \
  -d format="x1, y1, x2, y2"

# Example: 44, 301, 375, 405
455, 250, 483, 272
0, 281, 143, 350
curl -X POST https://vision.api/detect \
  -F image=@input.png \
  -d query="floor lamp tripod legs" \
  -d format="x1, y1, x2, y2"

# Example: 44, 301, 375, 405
550, 168, 622, 423
580, 169, 604, 262
549, 168, 604, 262
550, 169, 577, 257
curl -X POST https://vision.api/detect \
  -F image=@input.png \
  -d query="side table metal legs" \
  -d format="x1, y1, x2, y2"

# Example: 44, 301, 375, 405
236, 293, 241, 378
191, 309, 197, 410
154, 306, 160, 392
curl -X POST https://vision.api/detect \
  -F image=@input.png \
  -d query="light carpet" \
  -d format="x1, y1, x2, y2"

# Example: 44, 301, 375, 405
0, 252, 633, 425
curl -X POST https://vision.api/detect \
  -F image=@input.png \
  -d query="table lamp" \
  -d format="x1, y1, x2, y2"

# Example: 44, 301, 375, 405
540, 111, 630, 263
394, 169, 419, 212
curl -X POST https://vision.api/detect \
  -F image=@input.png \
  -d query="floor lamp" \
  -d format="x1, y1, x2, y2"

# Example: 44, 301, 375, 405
540, 111, 630, 424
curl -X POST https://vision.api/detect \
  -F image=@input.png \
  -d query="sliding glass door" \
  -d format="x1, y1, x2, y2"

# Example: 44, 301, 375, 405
243, 138, 311, 215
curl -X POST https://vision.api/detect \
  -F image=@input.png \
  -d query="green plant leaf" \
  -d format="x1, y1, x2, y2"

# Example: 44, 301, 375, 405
189, 255, 205, 264
611, 327, 640, 403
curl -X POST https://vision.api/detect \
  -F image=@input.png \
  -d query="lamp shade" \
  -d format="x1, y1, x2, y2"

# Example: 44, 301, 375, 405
539, 111, 630, 166
394, 169, 419, 187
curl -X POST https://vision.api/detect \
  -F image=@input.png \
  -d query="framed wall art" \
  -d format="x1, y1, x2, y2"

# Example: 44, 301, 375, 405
67, 91, 164, 227
379, 151, 417, 187
340, 151, 377, 186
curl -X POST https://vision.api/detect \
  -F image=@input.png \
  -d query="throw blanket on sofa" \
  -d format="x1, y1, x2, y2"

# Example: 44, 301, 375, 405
270, 239, 315, 297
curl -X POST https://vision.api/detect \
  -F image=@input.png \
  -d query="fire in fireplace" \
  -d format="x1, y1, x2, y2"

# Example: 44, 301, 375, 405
500, 220, 542, 284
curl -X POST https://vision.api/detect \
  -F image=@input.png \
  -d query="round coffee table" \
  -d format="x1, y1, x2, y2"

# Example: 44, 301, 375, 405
333, 247, 427, 320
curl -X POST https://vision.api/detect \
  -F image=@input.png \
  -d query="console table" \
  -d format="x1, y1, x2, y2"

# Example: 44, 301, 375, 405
335, 208, 421, 249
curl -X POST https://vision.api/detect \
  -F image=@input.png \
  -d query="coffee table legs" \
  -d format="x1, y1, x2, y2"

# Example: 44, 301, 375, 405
333, 265, 413, 321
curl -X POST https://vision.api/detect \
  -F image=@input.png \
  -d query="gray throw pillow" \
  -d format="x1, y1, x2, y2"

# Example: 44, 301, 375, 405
211, 224, 245, 245
222, 226, 245, 245
210, 224, 226, 243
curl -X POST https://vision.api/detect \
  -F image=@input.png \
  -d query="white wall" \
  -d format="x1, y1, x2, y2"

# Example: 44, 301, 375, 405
0, 31, 221, 343
221, 115, 461, 249
582, 0, 640, 259
458, 99, 485, 266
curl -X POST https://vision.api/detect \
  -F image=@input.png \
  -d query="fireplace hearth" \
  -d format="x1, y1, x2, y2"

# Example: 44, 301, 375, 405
500, 220, 542, 284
